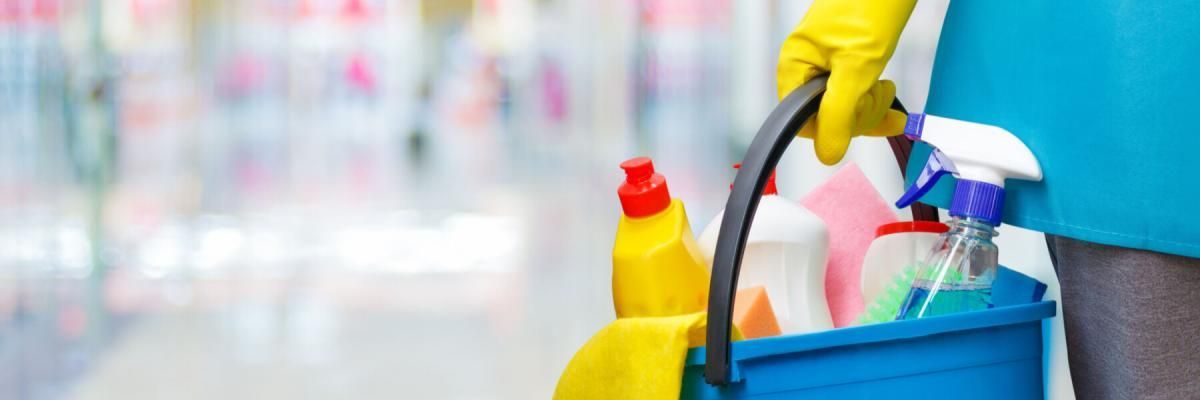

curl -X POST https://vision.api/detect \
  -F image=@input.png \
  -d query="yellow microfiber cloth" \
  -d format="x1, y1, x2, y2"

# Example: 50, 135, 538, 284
554, 312, 742, 400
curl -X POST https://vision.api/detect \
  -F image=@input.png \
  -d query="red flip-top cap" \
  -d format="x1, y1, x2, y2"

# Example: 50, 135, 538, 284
618, 157, 672, 217
875, 221, 950, 238
731, 164, 777, 195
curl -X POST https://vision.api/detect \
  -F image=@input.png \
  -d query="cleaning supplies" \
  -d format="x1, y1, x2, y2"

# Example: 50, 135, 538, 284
894, 113, 1043, 319
553, 157, 742, 400
612, 157, 710, 318
731, 286, 783, 339
799, 163, 898, 327
697, 165, 831, 333
860, 221, 949, 305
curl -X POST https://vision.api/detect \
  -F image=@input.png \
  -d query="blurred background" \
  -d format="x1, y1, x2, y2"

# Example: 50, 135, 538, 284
1, 0, 1053, 399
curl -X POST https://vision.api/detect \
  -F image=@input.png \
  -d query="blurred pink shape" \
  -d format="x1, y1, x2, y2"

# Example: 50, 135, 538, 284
222, 55, 267, 96
541, 60, 567, 122
346, 53, 377, 93
295, 0, 314, 19
341, 0, 368, 20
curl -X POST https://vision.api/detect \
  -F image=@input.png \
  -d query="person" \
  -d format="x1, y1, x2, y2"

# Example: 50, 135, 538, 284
776, 1, 1200, 399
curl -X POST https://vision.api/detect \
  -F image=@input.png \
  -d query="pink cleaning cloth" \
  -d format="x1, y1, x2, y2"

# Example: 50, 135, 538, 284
801, 163, 898, 327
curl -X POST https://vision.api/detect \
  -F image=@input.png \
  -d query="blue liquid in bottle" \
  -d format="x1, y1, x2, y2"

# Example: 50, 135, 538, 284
896, 280, 993, 320
895, 217, 998, 321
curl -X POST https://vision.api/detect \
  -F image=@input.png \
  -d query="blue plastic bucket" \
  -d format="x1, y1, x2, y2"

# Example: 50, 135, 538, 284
681, 301, 1055, 399
694, 77, 1055, 398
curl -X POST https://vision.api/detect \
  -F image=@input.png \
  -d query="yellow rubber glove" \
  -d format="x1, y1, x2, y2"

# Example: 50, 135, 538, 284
778, 0, 917, 165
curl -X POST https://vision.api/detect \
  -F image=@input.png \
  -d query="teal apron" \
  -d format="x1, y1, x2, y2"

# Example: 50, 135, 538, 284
907, 1, 1200, 258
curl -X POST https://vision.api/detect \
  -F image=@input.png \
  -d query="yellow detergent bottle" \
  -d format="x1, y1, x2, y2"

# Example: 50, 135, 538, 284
612, 157, 710, 318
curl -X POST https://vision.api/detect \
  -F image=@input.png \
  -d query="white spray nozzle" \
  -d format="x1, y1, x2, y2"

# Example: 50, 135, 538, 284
896, 113, 1043, 225
905, 114, 1041, 187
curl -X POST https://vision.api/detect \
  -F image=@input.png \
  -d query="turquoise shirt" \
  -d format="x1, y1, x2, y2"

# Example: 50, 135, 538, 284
906, 1, 1200, 258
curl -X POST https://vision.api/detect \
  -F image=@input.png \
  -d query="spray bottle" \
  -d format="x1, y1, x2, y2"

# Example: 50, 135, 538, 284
893, 114, 1043, 319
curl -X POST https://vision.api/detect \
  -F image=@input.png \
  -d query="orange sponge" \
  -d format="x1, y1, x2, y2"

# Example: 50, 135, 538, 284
732, 286, 782, 339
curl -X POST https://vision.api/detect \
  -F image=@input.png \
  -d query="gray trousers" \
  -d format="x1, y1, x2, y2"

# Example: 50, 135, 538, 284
1046, 235, 1200, 400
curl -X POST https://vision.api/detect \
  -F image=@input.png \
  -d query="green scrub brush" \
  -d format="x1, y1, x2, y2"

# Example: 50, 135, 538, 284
857, 265, 918, 325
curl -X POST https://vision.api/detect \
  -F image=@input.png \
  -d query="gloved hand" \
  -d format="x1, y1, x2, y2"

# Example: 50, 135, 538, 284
778, 0, 917, 165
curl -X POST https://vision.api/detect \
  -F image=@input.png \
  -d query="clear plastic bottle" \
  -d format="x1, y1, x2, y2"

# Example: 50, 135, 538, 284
895, 217, 998, 320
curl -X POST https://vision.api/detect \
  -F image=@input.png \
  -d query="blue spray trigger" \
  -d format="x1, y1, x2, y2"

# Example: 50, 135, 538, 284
896, 148, 957, 208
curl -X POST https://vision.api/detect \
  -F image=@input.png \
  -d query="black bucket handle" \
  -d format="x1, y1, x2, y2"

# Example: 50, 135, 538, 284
703, 75, 936, 385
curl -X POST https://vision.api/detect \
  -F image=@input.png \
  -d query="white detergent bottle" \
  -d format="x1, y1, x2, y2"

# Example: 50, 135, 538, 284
698, 165, 832, 334
860, 221, 949, 305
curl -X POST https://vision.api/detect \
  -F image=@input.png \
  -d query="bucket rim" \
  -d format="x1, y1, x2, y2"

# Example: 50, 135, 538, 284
686, 300, 1056, 366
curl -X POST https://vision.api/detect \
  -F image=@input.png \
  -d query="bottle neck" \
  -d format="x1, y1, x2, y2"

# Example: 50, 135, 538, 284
625, 199, 675, 221
947, 216, 997, 241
